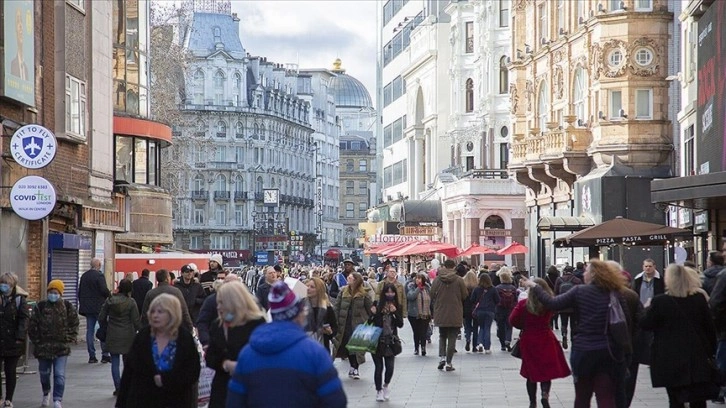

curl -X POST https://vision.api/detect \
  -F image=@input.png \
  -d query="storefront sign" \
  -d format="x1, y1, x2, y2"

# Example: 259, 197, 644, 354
401, 226, 440, 236
694, 211, 709, 234
10, 124, 57, 169
367, 234, 428, 243
10, 175, 56, 220
480, 229, 512, 237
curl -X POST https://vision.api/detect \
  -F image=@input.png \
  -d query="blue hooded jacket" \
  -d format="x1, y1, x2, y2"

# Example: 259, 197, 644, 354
226, 320, 347, 408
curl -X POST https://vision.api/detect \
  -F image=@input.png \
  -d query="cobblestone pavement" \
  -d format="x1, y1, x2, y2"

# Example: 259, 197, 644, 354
8, 323, 689, 407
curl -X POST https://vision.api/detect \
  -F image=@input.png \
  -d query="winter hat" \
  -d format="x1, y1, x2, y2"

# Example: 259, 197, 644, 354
47, 279, 64, 295
268, 281, 303, 321
209, 254, 223, 266
188, 263, 199, 272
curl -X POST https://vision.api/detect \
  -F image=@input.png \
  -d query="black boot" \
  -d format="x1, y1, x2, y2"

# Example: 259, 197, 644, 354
465, 341, 470, 352
421, 344, 426, 356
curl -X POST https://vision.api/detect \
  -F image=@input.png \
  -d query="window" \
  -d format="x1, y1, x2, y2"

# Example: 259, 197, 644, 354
383, 76, 406, 107
216, 174, 227, 192
383, 115, 407, 148
210, 234, 232, 249
346, 203, 355, 218
66, 75, 87, 139
499, 143, 509, 169
193, 175, 205, 192
538, 3, 548, 42
359, 159, 368, 172
609, 90, 623, 119
216, 121, 227, 138
67, 0, 84, 10
499, 0, 509, 27
235, 205, 244, 225
190, 235, 202, 250
359, 202, 367, 218
358, 182, 367, 196
683, 125, 695, 176
346, 159, 354, 172
214, 70, 225, 105
233, 73, 243, 106
215, 145, 226, 162
635, 0, 652, 10
235, 146, 245, 162
465, 78, 474, 113
383, 159, 408, 188
499, 57, 508, 94
193, 70, 204, 105
635, 89, 652, 119
346, 181, 354, 195
465, 22, 474, 53
500, 126, 509, 138
114, 136, 161, 185
634, 48, 653, 66
609, 50, 623, 67
573, 68, 586, 124
235, 122, 244, 138
538, 82, 549, 131
215, 204, 227, 226
193, 205, 205, 225
557, 0, 565, 33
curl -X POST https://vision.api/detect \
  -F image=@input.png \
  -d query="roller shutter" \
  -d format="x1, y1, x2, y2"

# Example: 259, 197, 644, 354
49, 249, 80, 308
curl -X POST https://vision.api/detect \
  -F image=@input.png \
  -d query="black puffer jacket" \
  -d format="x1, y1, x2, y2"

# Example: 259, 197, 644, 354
0, 291, 30, 356
78, 268, 110, 316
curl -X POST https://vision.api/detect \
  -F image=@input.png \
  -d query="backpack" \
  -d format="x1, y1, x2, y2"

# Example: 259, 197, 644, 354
558, 276, 575, 295
335, 272, 347, 289
497, 287, 517, 309
606, 291, 630, 356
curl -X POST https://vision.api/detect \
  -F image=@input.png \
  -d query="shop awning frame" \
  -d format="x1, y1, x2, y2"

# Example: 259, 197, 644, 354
537, 216, 595, 232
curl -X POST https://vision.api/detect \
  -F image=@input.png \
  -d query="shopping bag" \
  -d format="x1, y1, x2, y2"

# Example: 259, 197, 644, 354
345, 322, 382, 354
194, 330, 214, 407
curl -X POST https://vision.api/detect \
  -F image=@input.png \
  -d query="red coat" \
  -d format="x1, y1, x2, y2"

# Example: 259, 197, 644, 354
509, 299, 571, 382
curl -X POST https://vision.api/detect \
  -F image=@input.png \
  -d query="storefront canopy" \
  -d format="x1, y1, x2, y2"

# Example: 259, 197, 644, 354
554, 217, 690, 247
402, 200, 442, 225
537, 216, 595, 232
651, 171, 726, 210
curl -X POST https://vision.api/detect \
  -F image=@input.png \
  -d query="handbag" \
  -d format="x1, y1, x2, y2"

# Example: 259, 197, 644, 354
510, 339, 522, 358
346, 322, 383, 354
389, 335, 402, 356
95, 323, 107, 342
194, 333, 215, 406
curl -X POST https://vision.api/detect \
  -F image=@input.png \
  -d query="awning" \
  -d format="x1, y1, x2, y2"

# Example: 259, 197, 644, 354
402, 200, 442, 225
537, 216, 595, 232
553, 216, 691, 247
651, 171, 726, 210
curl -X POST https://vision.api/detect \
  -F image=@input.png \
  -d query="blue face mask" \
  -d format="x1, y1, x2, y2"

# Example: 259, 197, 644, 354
0, 284, 10, 294
47, 293, 61, 303
223, 312, 235, 322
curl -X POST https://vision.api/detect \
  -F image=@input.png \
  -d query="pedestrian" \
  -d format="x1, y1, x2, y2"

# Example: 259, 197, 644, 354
545, 265, 560, 330
430, 259, 468, 371
329, 258, 357, 299
427, 259, 440, 281
702, 251, 725, 295
255, 266, 277, 310
510, 277, 571, 408
140, 269, 193, 333
470, 273, 500, 354
28, 280, 80, 408
174, 264, 204, 323
98, 279, 140, 396
462, 270, 479, 352
116, 294, 200, 408
304, 277, 337, 354
200, 254, 225, 297
573, 262, 586, 282
641, 264, 718, 408
78, 258, 111, 364
226, 281, 347, 407
333, 271, 373, 380
554, 265, 583, 350
371, 283, 404, 402
196, 272, 235, 346
206, 281, 266, 408
376, 263, 407, 317
131, 269, 152, 316
406, 273, 432, 356
495, 267, 518, 351
521, 260, 641, 408
0, 272, 30, 408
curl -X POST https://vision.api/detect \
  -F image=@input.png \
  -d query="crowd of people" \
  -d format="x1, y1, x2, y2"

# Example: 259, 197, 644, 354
4, 252, 726, 407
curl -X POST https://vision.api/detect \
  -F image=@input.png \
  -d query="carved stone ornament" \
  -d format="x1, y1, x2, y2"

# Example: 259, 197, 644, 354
514, 0, 529, 11
510, 83, 519, 114
525, 80, 534, 112
570, 55, 588, 72
601, 39, 629, 78
627, 37, 662, 77
590, 43, 602, 81
553, 66, 564, 100
553, 48, 566, 64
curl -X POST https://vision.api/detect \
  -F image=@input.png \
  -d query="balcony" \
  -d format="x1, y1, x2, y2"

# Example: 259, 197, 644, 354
208, 162, 236, 170
191, 190, 207, 200
234, 191, 248, 201
460, 169, 509, 179
214, 191, 230, 200
443, 168, 525, 198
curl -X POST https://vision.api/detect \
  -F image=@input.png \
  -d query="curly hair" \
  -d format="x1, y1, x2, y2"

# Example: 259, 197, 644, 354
587, 259, 627, 291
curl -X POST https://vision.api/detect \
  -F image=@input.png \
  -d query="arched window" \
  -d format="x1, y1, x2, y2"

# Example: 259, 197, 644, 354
256, 176, 264, 193
538, 81, 549, 132
216, 174, 227, 191
233, 72, 242, 106
465, 78, 474, 112
214, 70, 225, 105
193, 70, 205, 105
216, 121, 227, 138
235, 177, 244, 192
253, 123, 259, 140
573, 67, 586, 125
193, 174, 205, 192
235, 121, 244, 138
499, 57, 509, 94
196, 120, 206, 133
259, 124, 266, 141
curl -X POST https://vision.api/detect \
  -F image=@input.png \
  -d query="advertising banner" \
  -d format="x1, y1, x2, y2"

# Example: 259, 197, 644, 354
3, 0, 34, 106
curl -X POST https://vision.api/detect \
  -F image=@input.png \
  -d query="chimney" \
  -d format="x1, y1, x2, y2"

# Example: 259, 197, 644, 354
231, 12, 240, 35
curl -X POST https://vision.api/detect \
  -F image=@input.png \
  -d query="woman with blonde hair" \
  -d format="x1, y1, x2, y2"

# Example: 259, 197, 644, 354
462, 271, 479, 352
641, 264, 717, 407
521, 259, 640, 408
510, 278, 571, 408
117, 294, 200, 408
333, 272, 373, 379
205, 281, 266, 408
305, 277, 338, 354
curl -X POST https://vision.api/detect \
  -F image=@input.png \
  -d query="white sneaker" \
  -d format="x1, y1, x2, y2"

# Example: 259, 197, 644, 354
40, 395, 50, 407
348, 368, 355, 378
485, 349, 492, 354
376, 390, 385, 402
53, 401, 62, 408
477, 345, 484, 352
352, 369, 360, 380
383, 385, 391, 400
3, 400, 13, 408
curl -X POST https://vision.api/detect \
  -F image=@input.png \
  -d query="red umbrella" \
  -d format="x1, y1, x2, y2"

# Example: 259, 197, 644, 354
397, 241, 461, 258
385, 241, 425, 257
459, 242, 497, 257
497, 241, 528, 255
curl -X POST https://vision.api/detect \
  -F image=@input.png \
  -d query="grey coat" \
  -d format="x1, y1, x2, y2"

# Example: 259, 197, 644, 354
406, 281, 431, 318
333, 285, 372, 362
99, 294, 140, 355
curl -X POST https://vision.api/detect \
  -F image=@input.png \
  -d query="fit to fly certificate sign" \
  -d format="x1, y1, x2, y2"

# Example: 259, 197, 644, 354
8, 124, 58, 221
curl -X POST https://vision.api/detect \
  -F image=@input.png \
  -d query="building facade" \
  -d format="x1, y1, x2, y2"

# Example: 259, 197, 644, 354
167, 5, 317, 264
509, 0, 677, 274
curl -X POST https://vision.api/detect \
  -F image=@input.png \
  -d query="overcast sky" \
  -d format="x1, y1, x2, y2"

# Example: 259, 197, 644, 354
230, 1, 378, 105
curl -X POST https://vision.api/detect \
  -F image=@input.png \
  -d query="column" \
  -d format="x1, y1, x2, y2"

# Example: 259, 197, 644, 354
414, 135, 424, 195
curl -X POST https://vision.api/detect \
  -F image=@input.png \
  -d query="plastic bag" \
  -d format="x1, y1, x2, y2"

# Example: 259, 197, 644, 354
345, 322, 383, 354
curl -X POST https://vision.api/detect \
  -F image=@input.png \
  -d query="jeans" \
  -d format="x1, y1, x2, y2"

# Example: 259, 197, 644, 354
408, 317, 430, 352
438, 327, 459, 364
111, 354, 126, 391
38, 356, 68, 402
476, 312, 494, 350
463, 316, 478, 346
495, 313, 513, 347
85, 314, 109, 359
372, 354, 395, 391
0, 355, 20, 401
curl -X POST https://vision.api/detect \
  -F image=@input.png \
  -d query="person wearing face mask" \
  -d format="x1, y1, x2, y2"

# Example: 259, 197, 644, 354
0, 272, 30, 408
205, 281, 266, 408
196, 272, 237, 347
28, 280, 80, 408
370, 283, 404, 402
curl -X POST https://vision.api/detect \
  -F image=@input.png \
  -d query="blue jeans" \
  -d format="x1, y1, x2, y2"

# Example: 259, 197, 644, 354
111, 354, 124, 391
85, 314, 108, 359
476, 312, 494, 350
38, 356, 68, 402
463, 316, 478, 345
495, 313, 513, 347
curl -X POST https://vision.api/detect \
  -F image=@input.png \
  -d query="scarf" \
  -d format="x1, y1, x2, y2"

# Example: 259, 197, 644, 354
417, 288, 431, 319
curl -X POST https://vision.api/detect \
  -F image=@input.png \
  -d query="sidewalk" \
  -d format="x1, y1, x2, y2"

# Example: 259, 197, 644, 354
10, 323, 681, 407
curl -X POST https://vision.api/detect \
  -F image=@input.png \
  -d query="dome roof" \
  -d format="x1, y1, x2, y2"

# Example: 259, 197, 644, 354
329, 59, 373, 109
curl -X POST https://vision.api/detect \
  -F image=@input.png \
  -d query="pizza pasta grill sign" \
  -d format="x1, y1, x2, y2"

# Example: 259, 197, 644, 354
10, 176, 57, 220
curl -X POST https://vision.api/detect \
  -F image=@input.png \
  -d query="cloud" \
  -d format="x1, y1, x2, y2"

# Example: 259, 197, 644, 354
231, 0, 377, 106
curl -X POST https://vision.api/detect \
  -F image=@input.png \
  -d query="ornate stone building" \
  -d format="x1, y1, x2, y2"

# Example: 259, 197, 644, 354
508, 0, 677, 273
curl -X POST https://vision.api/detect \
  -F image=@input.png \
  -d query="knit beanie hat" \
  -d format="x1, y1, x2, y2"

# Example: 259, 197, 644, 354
47, 279, 64, 296
268, 281, 303, 321
209, 254, 223, 266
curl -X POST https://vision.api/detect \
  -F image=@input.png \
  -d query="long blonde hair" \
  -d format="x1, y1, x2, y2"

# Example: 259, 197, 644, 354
463, 271, 478, 290
216, 281, 266, 327
527, 278, 553, 316
148, 294, 182, 338
307, 277, 330, 308
664, 263, 702, 298
588, 259, 628, 291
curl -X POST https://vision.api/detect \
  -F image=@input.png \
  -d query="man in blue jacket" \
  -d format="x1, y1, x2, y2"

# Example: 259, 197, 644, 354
227, 281, 347, 408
